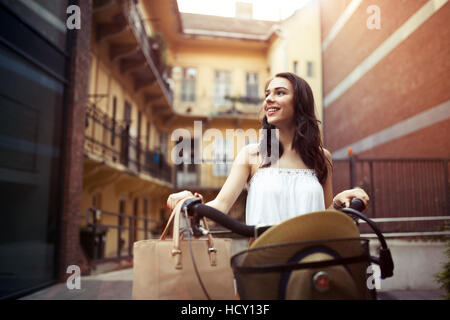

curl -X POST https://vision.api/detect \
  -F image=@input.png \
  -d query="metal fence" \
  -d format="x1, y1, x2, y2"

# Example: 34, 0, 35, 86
333, 157, 449, 234
84, 103, 172, 183
80, 208, 160, 263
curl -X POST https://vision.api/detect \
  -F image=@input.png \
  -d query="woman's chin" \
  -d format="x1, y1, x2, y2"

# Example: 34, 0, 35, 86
266, 117, 280, 126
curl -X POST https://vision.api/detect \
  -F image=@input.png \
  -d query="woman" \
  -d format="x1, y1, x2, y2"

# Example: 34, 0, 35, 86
167, 72, 369, 227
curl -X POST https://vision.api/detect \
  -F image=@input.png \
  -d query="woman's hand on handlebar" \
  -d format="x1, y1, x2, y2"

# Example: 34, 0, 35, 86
167, 190, 203, 210
332, 187, 370, 210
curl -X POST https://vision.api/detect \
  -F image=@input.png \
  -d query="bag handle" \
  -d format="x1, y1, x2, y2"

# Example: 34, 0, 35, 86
160, 197, 217, 269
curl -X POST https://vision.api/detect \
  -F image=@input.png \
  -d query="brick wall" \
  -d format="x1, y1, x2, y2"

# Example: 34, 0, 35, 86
320, 0, 352, 41
320, 0, 450, 159
322, 0, 428, 96
58, 0, 93, 281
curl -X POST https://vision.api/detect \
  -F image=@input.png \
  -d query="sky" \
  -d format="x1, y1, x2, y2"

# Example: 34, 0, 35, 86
177, 0, 313, 21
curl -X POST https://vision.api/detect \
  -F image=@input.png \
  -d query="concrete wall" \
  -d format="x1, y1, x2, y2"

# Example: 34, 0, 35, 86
268, 0, 324, 124
372, 240, 446, 291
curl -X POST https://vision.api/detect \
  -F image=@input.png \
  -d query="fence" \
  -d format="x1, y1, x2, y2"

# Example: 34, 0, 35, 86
80, 208, 160, 262
333, 157, 449, 234
84, 102, 172, 183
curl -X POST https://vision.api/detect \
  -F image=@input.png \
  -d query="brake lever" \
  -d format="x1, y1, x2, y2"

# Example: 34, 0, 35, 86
182, 197, 203, 216
182, 198, 209, 237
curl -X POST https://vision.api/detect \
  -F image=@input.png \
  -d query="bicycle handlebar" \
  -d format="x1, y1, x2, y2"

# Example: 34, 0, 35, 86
184, 198, 367, 238
183, 197, 394, 278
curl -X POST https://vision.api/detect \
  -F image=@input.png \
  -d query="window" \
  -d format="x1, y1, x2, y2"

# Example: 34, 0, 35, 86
0, 0, 70, 296
180, 67, 196, 102
159, 131, 168, 158
213, 137, 233, 176
246, 72, 259, 100
307, 61, 314, 78
213, 70, 232, 107
137, 111, 142, 149
175, 138, 198, 186
245, 136, 258, 146
92, 193, 102, 209
293, 61, 299, 74
145, 121, 150, 150
111, 96, 117, 146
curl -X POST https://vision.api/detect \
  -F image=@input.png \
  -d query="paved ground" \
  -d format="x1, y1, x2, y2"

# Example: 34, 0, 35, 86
20, 268, 446, 300
20, 268, 133, 300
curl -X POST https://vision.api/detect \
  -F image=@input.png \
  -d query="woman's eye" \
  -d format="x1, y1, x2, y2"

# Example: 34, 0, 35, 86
277, 91, 285, 95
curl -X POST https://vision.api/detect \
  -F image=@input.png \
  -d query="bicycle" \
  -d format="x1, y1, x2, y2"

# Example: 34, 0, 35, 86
179, 197, 394, 300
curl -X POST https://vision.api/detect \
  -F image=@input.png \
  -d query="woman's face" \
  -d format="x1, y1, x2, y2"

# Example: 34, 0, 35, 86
264, 77, 295, 128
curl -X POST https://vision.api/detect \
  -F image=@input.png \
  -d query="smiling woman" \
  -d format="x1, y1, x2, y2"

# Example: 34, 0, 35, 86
264, 78, 295, 127
167, 72, 370, 230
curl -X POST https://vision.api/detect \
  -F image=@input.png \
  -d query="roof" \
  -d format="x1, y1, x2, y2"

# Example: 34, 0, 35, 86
180, 13, 277, 40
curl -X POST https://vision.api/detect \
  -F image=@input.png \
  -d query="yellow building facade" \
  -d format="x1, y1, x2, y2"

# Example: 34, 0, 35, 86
82, 0, 181, 261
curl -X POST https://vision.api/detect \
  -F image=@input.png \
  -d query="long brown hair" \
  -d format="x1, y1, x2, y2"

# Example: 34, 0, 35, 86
259, 72, 331, 184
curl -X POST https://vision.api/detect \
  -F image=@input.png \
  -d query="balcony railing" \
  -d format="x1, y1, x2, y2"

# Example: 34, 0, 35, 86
173, 93, 262, 118
120, 0, 173, 99
84, 103, 172, 183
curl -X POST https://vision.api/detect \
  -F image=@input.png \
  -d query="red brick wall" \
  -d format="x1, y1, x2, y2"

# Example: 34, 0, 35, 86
58, 0, 93, 281
320, 0, 352, 41
321, 1, 450, 157
359, 119, 450, 158
322, 0, 428, 96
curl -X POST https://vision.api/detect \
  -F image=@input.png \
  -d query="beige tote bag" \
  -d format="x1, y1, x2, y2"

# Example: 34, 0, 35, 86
132, 198, 236, 300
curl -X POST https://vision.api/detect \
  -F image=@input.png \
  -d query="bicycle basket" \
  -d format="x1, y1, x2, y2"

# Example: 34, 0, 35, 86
231, 238, 371, 300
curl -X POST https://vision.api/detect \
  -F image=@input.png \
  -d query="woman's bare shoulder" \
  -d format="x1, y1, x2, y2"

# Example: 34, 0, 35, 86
235, 143, 258, 166
244, 143, 260, 176
246, 143, 260, 156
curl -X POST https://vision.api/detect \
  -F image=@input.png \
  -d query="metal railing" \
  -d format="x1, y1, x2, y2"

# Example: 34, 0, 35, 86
358, 216, 450, 239
84, 103, 124, 163
333, 157, 449, 234
172, 94, 262, 118
80, 208, 161, 262
84, 103, 172, 183
120, 0, 173, 98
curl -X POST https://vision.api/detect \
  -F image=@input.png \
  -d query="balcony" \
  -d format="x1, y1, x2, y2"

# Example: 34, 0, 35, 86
84, 102, 172, 183
93, 0, 174, 118
173, 94, 262, 119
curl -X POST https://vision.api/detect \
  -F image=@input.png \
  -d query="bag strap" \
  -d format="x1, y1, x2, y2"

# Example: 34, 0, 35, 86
200, 217, 217, 266
159, 198, 218, 269
160, 205, 178, 240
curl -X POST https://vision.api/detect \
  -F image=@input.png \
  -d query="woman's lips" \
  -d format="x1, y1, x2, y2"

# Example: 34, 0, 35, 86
266, 106, 280, 117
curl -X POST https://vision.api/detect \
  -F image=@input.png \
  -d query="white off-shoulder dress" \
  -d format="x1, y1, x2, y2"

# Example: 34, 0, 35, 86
245, 167, 325, 226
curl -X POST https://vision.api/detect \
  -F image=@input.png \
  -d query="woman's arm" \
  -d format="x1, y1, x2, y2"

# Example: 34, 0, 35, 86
167, 144, 253, 214
204, 144, 253, 214
322, 148, 334, 209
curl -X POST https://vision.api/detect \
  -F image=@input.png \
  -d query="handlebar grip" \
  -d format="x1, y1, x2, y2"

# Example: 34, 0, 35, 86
184, 202, 255, 238
349, 198, 365, 212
